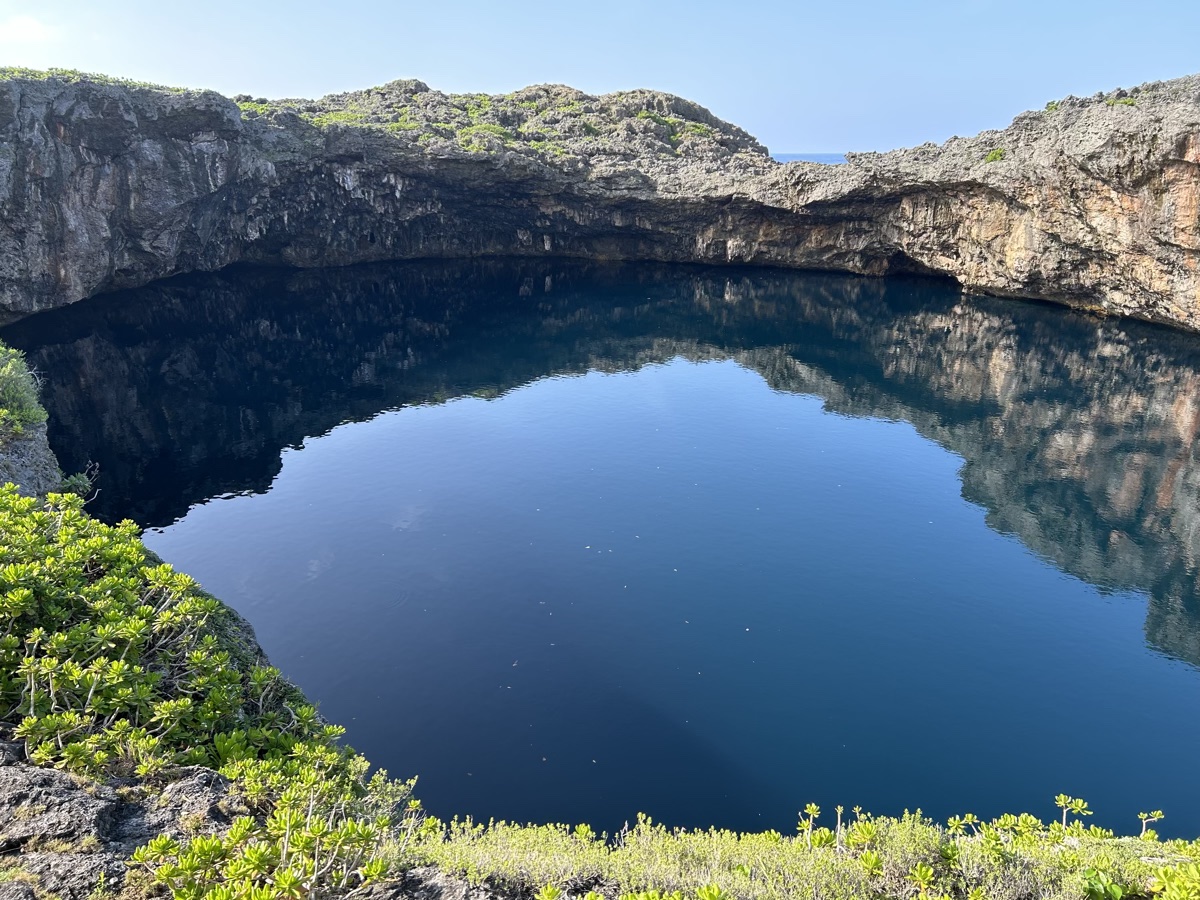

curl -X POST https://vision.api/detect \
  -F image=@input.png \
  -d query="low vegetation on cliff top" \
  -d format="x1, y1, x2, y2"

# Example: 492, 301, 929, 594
0, 66, 765, 167
0, 67, 188, 93
236, 79, 764, 166
415, 807, 1200, 900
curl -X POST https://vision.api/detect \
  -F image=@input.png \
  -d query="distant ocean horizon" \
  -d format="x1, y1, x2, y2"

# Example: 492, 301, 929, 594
772, 152, 846, 164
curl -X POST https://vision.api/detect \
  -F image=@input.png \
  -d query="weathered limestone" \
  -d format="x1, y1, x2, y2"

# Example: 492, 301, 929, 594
1, 72, 1197, 329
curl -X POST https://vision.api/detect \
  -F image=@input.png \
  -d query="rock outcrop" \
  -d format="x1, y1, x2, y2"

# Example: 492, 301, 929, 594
0, 423, 59, 496
0, 70, 1197, 328
0, 751, 508, 900
0, 753, 247, 900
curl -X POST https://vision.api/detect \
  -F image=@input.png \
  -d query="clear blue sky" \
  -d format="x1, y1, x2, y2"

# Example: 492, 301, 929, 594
2, 0, 1196, 153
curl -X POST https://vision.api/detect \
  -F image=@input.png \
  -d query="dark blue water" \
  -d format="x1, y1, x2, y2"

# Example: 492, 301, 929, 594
5, 261, 1200, 836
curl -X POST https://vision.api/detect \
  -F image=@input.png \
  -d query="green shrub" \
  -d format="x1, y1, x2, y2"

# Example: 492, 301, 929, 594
1153, 863, 1200, 900
0, 486, 424, 898
464, 94, 492, 118
133, 742, 425, 900
59, 470, 95, 497
458, 123, 513, 140
0, 487, 328, 777
236, 100, 272, 117
414, 806, 1200, 900
984, 147, 1007, 163
634, 110, 688, 145
0, 343, 47, 440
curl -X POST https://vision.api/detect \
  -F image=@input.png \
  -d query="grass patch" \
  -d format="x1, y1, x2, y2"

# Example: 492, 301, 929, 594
0, 864, 37, 885
414, 808, 1200, 900
635, 109, 677, 131
0, 342, 47, 441
465, 94, 492, 118
1106, 97, 1137, 107
235, 100, 272, 117
458, 122, 514, 149
984, 147, 1007, 163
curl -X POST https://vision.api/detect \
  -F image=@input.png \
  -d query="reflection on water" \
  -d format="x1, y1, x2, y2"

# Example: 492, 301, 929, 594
7, 261, 1199, 667
5, 260, 1200, 832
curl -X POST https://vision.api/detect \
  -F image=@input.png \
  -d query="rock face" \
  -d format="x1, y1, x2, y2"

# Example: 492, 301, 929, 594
0, 71, 1197, 328
0, 749, 504, 900
0, 754, 248, 900
0, 423, 60, 496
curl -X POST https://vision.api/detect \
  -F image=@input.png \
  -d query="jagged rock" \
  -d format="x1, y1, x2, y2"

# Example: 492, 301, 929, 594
9, 854, 126, 900
0, 423, 60, 497
0, 71, 1197, 329
360, 867, 519, 900
0, 762, 247, 900
0, 759, 510, 900
0, 882, 37, 900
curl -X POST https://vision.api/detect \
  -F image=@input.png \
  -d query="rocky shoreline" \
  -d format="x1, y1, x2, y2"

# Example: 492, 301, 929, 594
0, 69, 1197, 329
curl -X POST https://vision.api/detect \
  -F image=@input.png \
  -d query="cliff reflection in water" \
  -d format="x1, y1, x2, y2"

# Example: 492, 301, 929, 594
4, 260, 1200, 668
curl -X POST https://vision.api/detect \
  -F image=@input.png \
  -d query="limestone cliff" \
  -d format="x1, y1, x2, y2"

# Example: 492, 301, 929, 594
1, 70, 1197, 329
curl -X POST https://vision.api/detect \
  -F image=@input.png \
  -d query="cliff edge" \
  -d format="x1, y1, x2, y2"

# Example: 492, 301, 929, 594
0, 69, 1197, 328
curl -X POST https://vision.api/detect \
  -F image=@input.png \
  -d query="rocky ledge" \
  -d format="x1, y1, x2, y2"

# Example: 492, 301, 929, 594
0, 423, 59, 497
0, 751, 500, 900
0, 69, 1198, 328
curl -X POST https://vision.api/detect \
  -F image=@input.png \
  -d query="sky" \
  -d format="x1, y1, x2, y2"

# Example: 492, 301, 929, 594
1, 0, 1197, 153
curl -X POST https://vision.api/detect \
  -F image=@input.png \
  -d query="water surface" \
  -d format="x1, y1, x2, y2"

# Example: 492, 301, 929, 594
5, 261, 1200, 836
